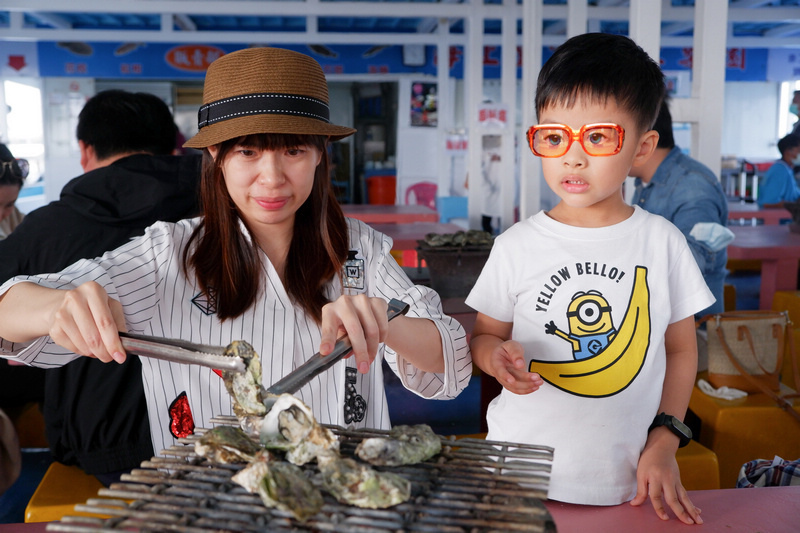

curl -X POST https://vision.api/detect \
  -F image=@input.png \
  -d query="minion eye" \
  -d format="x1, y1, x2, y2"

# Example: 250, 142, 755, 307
568, 300, 611, 325
578, 301, 602, 324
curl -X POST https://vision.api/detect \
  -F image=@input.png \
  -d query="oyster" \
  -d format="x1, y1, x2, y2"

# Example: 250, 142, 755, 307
259, 393, 339, 465
317, 450, 411, 509
222, 340, 268, 417
195, 425, 262, 464
232, 450, 323, 522
355, 424, 441, 466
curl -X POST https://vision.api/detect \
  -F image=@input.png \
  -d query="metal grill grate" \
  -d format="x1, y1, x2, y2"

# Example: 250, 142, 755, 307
47, 416, 554, 532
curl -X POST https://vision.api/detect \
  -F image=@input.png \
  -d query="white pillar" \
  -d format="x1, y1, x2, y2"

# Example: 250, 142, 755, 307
520, 0, 543, 220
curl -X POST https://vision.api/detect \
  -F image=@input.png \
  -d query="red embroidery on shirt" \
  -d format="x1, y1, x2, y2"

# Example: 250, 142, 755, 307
168, 391, 195, 438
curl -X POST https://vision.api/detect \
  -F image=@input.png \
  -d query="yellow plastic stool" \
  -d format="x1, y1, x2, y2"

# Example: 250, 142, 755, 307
676, 440, 720, 490
25, 462, 105, 523
771, 291, 800, 389
689, 375, 800, 489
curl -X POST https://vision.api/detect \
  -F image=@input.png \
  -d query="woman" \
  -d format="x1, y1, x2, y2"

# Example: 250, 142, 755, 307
0, 143, 26, 240
0, 47, 471, 455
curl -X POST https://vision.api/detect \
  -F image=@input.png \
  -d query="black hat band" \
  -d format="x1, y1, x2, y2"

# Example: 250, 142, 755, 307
197, 92, 331, 129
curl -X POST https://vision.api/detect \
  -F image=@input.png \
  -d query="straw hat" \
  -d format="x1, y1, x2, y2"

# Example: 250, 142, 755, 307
184, 47, 355, 148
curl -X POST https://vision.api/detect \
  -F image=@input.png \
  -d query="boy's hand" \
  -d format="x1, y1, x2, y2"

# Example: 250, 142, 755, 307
489, 340, 543, 395
630, 438, 703, 525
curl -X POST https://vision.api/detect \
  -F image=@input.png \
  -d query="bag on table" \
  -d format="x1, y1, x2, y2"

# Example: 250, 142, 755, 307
698, 310, 800, 425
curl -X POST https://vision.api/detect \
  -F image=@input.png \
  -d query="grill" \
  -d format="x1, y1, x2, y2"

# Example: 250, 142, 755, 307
47, 416, 555, 532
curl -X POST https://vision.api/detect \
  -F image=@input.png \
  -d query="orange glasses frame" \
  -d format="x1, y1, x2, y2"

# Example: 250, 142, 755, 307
526, 123, 625, 158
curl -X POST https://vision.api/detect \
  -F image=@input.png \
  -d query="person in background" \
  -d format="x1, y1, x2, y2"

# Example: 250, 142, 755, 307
629, 97, 732, 319
0, 143, 27, 240
757, 133, 800, 208
467, 33, 710, 524
0, 89, 201, 485
790, 90, 800, 137
0, 48, 471, 463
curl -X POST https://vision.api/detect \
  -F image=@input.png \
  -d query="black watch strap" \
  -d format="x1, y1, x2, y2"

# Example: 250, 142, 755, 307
648, 412, 692, 447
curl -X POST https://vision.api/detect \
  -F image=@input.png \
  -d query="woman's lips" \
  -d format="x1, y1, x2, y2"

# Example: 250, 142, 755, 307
255, 196, 290, 210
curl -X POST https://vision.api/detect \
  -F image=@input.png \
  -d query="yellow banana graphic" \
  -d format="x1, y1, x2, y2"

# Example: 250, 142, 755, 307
529, 266, 651, 397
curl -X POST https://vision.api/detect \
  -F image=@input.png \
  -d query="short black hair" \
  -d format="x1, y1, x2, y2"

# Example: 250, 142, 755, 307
76, 89, 177, 160
777, 133, 800, 156
652, 97, 675, 150
535, 33, 666, 135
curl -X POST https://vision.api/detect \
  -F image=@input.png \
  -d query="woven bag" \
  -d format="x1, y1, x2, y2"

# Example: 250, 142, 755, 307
699, 310, 800, 426
703, 310, 786, 393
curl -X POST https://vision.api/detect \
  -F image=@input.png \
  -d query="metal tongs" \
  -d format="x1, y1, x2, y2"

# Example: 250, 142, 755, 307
119, 298, 410, 397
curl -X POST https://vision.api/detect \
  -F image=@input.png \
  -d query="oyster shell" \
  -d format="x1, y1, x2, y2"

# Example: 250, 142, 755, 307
195, 425, 262, 464
317, 450, 411, 509
232, 450, 323, 522
355, 424, 441, 466
222, 340, 268, 417
259, 393, 339, 465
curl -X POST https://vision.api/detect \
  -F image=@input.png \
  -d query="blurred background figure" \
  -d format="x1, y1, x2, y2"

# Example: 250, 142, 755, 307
629, 97, 731, 320
790, 90, 800, 137
0, 143, 27, 240
758, 133, 800, 208
0, 89, 201, 488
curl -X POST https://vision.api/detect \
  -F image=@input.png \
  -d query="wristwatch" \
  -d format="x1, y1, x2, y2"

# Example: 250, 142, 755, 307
648, 412, 692, 447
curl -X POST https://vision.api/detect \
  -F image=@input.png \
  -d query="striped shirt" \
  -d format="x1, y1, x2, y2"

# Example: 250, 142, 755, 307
0, 217, 471, 455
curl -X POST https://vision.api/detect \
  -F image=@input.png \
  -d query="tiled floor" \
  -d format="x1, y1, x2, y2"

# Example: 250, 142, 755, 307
384, 361, 483, 437
726, 270, 761, 311
0, 449, 52, 524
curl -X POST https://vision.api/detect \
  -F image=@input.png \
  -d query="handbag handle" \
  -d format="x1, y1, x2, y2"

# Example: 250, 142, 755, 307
735, 323, 783, 376
716, 322, 800, 425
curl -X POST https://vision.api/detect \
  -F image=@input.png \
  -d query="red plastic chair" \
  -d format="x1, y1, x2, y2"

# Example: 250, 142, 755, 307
405, 181, 437, 210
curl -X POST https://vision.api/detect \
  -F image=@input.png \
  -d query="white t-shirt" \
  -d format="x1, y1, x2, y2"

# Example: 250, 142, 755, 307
465, 207, 713, 505
0, 217, 471, 456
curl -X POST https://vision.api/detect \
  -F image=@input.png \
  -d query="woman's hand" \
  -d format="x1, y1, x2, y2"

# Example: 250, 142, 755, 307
319, 294, 388, 374
47, 281, 128, 364
489, 340, 543, 395
630, 432, 703, 525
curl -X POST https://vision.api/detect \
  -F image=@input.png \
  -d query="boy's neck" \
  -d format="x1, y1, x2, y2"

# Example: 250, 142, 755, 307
547, 199, 634, 228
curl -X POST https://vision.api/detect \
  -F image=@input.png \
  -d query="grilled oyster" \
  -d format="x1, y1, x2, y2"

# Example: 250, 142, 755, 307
259, 393, 339, 465
231, 450, 323, 522
222, 340, 268, 417
317, 450, 411, 509
195, 425, 262, 464
355, 424, 441, 466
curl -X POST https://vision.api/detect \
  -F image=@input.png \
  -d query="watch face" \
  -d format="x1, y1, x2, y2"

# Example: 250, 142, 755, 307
671, 416, 692, 438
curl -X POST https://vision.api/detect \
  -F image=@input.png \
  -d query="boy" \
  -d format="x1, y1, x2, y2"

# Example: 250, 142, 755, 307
466, 33, 711, 525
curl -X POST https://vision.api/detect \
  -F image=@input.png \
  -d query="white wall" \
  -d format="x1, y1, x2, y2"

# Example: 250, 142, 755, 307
721, 81, 781, 163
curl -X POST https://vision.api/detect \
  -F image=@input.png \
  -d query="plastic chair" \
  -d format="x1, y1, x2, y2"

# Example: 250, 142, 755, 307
437, 196, 468, 223
405, 181, 437, 210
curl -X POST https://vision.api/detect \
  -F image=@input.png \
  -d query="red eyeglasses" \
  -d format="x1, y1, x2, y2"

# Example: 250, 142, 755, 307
526, 123, 625, 158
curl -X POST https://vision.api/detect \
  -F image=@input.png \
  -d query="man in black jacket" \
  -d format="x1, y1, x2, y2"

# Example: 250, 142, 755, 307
0, 89, 201, 484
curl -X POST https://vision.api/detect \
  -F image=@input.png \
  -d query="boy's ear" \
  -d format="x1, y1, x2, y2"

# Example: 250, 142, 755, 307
630, 130, 659, 169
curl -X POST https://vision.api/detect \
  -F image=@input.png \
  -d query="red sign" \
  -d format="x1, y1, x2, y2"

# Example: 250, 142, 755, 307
166, 45, 225, 72
8, 55, 26, 71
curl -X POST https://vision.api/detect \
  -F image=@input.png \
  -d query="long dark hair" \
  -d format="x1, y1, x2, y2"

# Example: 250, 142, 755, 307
183, 133, 349, 322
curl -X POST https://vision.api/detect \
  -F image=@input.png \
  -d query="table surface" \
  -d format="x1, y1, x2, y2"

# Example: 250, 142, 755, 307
727, 224, 800, 258
727, 201, 791, 224
370, 222, 465, 250
543, 485, 800, 533
7, 486, 798, 533
341, 204, 439, 224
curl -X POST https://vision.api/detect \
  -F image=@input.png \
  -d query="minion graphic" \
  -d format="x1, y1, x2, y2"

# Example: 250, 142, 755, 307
545, 290, 617, 360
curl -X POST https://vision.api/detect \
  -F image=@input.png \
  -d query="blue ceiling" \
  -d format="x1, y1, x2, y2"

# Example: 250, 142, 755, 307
1, 1, 799, 41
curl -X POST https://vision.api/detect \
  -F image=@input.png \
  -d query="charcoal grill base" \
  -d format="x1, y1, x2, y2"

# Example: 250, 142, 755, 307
47, 419, 554, 532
